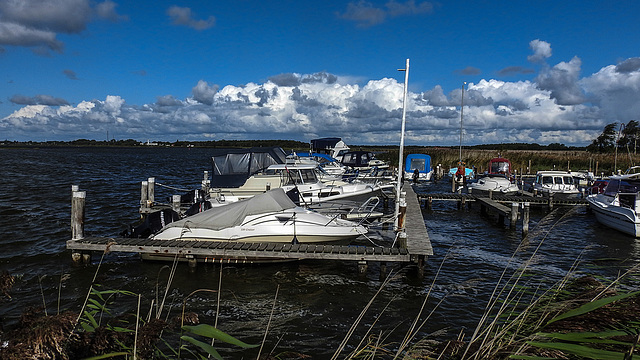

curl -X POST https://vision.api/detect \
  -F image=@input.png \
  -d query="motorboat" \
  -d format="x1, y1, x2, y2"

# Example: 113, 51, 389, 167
531, 170, 580, 197
404, 154, 433, 182
467, 157, 519, 194
310, 137, 351, 163
448, 162, 475, 184
151, 188, 367, 244
209, 162, 393, 205
587, 168, 640, 237
288, 152, 346, 178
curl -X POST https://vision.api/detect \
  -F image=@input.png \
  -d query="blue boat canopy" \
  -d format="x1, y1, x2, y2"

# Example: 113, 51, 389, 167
405, 154, 432, 173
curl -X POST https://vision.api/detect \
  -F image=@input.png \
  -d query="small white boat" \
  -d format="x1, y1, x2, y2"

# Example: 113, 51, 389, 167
587, 169, 640, 237
531, 170, 580, 197
152, 188, 367, 243
468, 157, 519, 194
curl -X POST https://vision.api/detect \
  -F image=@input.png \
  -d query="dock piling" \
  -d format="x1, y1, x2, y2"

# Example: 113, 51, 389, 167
522, 202, 530, 238
510, 202, 518, 229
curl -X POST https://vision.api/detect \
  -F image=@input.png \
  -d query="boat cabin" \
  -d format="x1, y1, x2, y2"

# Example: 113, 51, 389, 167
602, 177, 640, 209
342, 151, 382, 168
533, 170, 579, 194
311, 137, 350, 162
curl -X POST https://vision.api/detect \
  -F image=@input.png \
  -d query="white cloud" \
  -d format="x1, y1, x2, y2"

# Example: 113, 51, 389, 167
528, 39, 552, 64
3, 52, 640, 146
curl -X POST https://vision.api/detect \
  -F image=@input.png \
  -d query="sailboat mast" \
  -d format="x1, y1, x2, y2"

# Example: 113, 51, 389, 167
395, 58, 409, 232
459, 81, 466, 163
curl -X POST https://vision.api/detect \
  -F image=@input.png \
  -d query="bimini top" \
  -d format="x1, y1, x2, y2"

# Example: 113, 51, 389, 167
159, 188, 297, 232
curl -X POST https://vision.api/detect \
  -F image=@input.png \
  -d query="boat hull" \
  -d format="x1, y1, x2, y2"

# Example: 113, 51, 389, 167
587, 194, 640, 237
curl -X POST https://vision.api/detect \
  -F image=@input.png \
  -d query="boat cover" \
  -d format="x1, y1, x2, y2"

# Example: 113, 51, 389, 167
211, 147, 287, 187
159, 188, 297, 231
405, 154, 431, 173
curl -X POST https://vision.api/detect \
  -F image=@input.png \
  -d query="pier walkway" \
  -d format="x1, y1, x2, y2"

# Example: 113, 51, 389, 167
67, 182, 433, 268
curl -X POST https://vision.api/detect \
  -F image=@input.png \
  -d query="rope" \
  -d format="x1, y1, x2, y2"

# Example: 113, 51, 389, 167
155, 182, 192, 192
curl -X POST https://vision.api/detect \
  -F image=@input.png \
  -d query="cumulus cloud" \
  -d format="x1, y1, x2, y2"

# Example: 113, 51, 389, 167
191, 80, 219, 105
3, 49, 640, 146
528, 39, 552, 63
338, 0, 434, 27
0, 0, 127, 54
167, 6, 215, 30
535, 56, 585, 105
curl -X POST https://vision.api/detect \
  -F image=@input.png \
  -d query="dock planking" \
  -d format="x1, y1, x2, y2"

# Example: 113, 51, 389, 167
67, 183, 434, 266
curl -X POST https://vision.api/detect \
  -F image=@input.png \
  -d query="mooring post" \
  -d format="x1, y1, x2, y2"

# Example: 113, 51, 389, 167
510, 202, 518, 229
451, 175, 456, 193
140, 180, 148, 212
522, 202, 530, 238
71, 190, 86, 240
460, 196, 466, 210
398, 231, 407, 249
202, 171, 210, 193
488, 189, 493, 199
427, 196, 432, 211
548, 193, 554, 211
148, 177, 155, 205
358, 260, 368, 274
172, 195, 181, 213
71, 188, 86, 265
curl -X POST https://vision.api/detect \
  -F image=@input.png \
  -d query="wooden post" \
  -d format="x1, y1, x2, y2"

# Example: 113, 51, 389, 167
358, 260, 368, 274
548, 193, 554, 211
71, 190, 86, 240
460, 196, 466, 210
140, 180, 148, 211
202, 171, 209, 192
172, 195, 181, 213
451, 175, 456, 193
488, 189, 493, 199
510, 202, 518, 229
71, 189, 86, 265
148, 177, 155, 205
522, 202, 530, 238
427, 196, 432, 211
398, 231, 407, 249
398, 193, 407, 230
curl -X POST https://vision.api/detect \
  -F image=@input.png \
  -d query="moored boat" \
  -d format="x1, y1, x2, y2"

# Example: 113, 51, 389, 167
531, 170, 580, 197
404, 154, 433, 182
151, 188, 367, 243
587, 169, 640, 237
467, 157, 519, 194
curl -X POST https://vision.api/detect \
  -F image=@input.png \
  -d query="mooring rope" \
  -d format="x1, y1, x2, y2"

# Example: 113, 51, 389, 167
155, 182, 191, 193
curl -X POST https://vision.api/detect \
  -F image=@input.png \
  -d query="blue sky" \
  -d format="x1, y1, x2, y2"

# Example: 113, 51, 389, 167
1, 0, 639, 146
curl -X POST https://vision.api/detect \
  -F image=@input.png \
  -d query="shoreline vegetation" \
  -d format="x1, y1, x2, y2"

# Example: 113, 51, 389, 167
2, 138, 638, 176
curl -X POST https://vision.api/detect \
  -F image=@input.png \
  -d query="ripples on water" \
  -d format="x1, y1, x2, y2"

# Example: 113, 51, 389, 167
0, 147, 638, 357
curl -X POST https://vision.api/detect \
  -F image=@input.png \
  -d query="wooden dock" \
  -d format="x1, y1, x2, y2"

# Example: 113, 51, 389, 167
67, 183, 433, 269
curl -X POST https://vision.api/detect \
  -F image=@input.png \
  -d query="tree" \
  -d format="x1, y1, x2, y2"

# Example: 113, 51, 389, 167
618, 120, 639, 154
587, 122, 618, 153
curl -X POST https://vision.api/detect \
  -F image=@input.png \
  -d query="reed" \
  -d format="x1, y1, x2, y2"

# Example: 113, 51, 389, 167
375, 147, 640, 176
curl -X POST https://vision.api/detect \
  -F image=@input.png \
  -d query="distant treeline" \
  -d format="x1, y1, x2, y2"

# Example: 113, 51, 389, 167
0, 139, 310, 149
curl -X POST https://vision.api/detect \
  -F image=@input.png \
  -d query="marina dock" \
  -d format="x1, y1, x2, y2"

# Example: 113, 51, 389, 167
67, 182, 433, 271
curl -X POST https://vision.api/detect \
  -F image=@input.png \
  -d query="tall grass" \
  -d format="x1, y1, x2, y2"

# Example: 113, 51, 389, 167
375, 147, 640, 176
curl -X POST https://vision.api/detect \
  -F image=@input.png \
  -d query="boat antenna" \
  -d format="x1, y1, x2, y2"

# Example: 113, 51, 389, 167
459, 81, 466, 164
395, 58, 409, 232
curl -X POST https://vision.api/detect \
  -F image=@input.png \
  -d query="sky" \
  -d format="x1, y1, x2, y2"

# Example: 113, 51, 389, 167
1, 0, 639, 146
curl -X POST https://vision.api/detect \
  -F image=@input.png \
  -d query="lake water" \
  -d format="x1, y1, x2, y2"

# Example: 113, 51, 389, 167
0, 147, 638, 358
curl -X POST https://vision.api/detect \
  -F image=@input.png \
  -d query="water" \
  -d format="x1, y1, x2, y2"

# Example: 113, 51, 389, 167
0, 147, 638, 358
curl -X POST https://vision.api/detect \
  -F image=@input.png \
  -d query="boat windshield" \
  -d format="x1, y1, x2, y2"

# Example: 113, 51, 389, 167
563, 176, 574, 185
603, 179, 640, 196
490, 161, 510, 174
410, 158, 426, 171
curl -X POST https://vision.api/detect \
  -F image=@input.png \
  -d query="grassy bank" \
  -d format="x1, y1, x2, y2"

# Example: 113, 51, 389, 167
372, 147, 640, 176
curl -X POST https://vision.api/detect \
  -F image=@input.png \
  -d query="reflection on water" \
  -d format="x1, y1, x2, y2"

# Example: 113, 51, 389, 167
0, 147, 638, 357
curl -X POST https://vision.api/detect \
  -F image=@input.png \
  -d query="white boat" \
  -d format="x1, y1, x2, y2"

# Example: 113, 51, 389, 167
468, 157, 519, 194
531, 170, 580, 196
311, 137, 351, 163
404, 154, 433, 182
151, 188, 367, 244
587, 169, 640, 237
209, 163, 393, 205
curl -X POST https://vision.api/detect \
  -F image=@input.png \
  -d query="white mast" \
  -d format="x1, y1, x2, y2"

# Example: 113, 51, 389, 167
459, 81, 466, 164
395, 58, 409, 231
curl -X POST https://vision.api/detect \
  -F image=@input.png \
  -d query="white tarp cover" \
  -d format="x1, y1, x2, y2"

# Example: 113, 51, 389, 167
160, 188, 296, 231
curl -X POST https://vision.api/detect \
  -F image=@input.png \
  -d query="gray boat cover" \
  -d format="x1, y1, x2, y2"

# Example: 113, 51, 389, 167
160, 188, 296, 231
